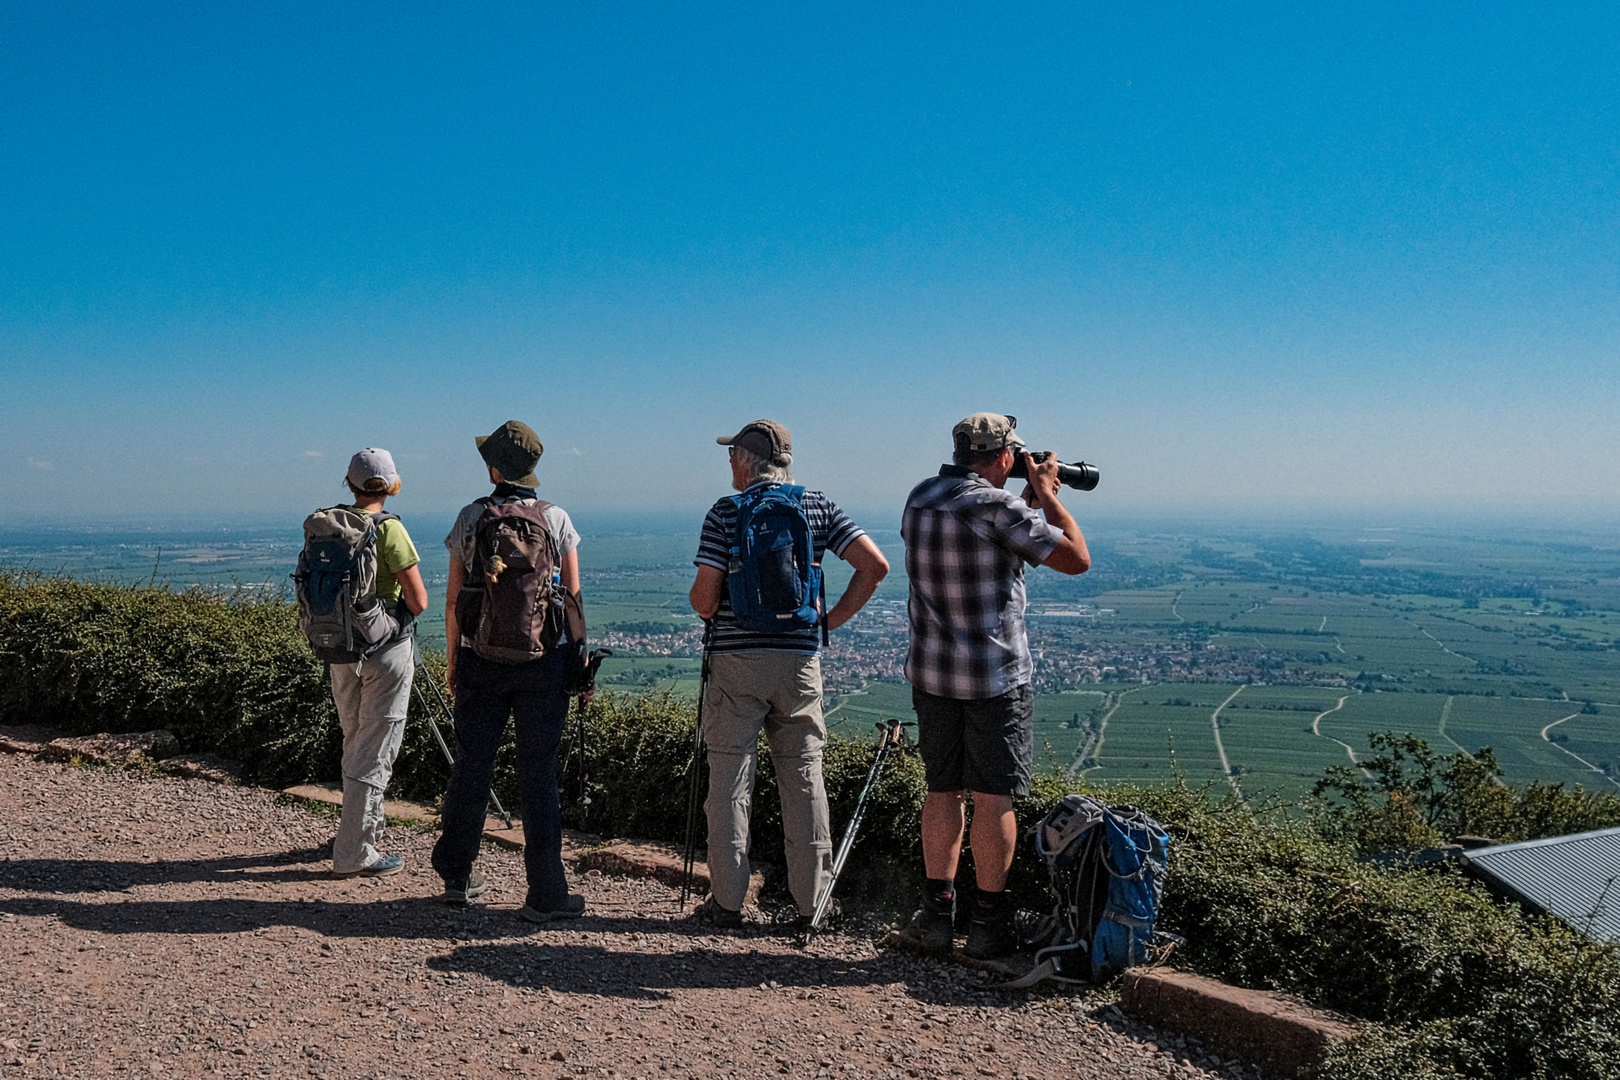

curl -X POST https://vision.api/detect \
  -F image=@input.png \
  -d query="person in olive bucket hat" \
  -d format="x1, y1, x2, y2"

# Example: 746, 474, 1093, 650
431, 420, 591, 923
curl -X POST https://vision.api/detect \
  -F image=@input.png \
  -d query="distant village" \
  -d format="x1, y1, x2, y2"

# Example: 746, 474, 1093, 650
596, 596, 1350, 692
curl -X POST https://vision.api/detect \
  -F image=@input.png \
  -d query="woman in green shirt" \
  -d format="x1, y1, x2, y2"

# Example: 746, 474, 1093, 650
329, 448, 429, 878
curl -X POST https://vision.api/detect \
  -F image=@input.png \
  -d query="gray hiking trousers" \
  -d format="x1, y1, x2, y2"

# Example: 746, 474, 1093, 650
328, 634, 415, 874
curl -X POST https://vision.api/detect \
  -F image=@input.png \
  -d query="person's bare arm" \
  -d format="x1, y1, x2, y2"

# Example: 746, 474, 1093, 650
560, 547, 582, 599
397, 564, 429, 616
444, 558, 466, 690
690, 565, 723, 620
1021, 451, 1091, 576
559, 548, 594, 705
825, 535, 889, 630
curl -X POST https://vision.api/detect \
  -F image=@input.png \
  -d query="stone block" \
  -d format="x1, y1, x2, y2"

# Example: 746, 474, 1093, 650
41, 730, 179, 766
1120, 968, 1357, 1079
281, 782, 439, 823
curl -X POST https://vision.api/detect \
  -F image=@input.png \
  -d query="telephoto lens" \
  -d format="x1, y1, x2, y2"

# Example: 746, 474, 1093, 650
1009, 451, 1100, 491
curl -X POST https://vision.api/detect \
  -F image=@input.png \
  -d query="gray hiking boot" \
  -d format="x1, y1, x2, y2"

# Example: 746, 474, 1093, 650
695, 895, 744, 928
439, 867, 488, 907
332, 854, 404, 880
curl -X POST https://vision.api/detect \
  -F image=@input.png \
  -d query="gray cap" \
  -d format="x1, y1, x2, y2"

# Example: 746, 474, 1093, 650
952, 413, 1025, 453
717, 419, 792, 467
347, 448, 399, 492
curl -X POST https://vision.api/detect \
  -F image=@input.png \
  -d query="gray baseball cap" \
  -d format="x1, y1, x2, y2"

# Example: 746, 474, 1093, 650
952, 413, 1025, 453
347, 448, 399, 491
717, 419, 792, 467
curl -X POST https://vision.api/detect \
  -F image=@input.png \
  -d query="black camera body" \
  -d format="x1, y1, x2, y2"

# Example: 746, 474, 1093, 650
1008, 451, 1100, 491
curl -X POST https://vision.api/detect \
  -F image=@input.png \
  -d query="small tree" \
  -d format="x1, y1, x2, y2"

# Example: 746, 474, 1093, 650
1313, 731, 1510, 849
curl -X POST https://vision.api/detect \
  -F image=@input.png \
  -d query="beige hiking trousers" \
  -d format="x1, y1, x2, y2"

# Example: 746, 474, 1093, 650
701, 650, 833, 916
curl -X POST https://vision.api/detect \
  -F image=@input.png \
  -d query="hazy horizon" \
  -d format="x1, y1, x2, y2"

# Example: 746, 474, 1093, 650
5, 503, 1620, 547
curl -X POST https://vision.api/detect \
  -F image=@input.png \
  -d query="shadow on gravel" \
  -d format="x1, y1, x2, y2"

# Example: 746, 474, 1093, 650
426, 941, 983, 1003
438, 942, 873, 997
0, 849, 331, 893
0, 895, 466, 939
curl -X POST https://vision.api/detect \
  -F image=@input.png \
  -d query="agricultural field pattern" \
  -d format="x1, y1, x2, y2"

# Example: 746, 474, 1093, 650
6, 512, 1620, 806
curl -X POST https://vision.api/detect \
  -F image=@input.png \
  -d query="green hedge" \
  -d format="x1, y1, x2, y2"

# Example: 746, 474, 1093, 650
2, 570, 1617, 1080
0, 569, 343, 786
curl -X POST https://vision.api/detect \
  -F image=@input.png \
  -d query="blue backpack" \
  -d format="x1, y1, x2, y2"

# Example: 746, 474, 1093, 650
727, 484, 825, 640
1020, 794, 1170, 984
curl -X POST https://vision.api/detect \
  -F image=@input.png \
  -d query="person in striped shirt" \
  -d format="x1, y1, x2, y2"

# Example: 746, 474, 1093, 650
903, 412, 1091, 959
688, 419, 890, 927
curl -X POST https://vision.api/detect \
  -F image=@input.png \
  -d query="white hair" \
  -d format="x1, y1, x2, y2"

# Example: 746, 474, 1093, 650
731, 445, 793, 485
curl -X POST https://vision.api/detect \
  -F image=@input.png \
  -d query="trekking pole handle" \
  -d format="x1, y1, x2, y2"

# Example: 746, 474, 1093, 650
578, 646, 613, 702
875, 717, 914, 751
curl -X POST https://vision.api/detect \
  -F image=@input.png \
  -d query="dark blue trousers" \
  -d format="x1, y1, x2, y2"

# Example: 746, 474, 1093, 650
431, 649, 570, 909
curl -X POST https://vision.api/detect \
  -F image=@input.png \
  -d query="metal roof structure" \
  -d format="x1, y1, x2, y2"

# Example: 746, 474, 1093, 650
1462, 826, 1620, 944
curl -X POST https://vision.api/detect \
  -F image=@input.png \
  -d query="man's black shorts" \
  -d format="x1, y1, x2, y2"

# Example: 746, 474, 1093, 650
911, 684, 1034, 796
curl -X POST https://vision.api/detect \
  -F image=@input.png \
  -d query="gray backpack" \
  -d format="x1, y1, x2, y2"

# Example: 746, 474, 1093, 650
293, 507, 406, 663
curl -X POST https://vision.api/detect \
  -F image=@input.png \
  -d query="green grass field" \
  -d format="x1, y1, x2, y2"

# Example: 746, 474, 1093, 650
1080, 684, 1235, 789
1216, 685, 1366, 802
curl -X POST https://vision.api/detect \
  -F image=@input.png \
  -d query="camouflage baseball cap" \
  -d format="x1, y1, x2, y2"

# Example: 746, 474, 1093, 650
952, 412, 1025, 453
717, 419, 792, 467
475, 420, 543, 487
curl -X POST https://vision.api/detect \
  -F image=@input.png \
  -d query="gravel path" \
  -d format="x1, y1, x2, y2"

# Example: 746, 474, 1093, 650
0, 752, 1259, 1080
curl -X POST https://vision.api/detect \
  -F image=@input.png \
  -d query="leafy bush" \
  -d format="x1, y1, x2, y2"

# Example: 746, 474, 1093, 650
0, 570, 341, 786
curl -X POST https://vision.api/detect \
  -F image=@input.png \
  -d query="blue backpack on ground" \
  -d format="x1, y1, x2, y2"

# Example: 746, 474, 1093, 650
1018, 794, 1170, 984
727, 484, 826, 641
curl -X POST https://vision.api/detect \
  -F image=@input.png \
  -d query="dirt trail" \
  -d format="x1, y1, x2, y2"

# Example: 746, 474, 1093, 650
1209, 688, 1244, 800
0, 752, 1254, 1080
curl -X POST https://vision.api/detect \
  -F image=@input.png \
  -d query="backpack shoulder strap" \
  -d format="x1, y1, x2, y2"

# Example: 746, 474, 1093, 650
726, 491, 751, 550
530, 499, 561, 568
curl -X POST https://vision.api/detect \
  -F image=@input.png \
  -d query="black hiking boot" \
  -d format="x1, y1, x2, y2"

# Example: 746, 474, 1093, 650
964, 890, 1018, 961
905, 889, 955, 955
964, 912, 1019, 960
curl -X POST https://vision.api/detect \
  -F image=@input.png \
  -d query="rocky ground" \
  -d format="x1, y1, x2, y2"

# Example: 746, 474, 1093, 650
0, 749, 1267, 1080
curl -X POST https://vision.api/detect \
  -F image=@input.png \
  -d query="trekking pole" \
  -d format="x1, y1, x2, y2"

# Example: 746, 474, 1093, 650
414, 660, 515, 830
571, 648, 613, 827
680, 622, 714, 907
802, 717, 914, 946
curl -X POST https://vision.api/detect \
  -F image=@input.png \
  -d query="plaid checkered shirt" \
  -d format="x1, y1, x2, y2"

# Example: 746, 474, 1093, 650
902, 465, 1064, 699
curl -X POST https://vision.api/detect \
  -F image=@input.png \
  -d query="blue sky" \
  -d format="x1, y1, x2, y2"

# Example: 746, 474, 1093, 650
2, 2, 1616, 522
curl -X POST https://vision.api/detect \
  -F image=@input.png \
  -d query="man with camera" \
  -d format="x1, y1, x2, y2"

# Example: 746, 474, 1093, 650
689, 419, 890, 928
903, 412, 1091, 959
